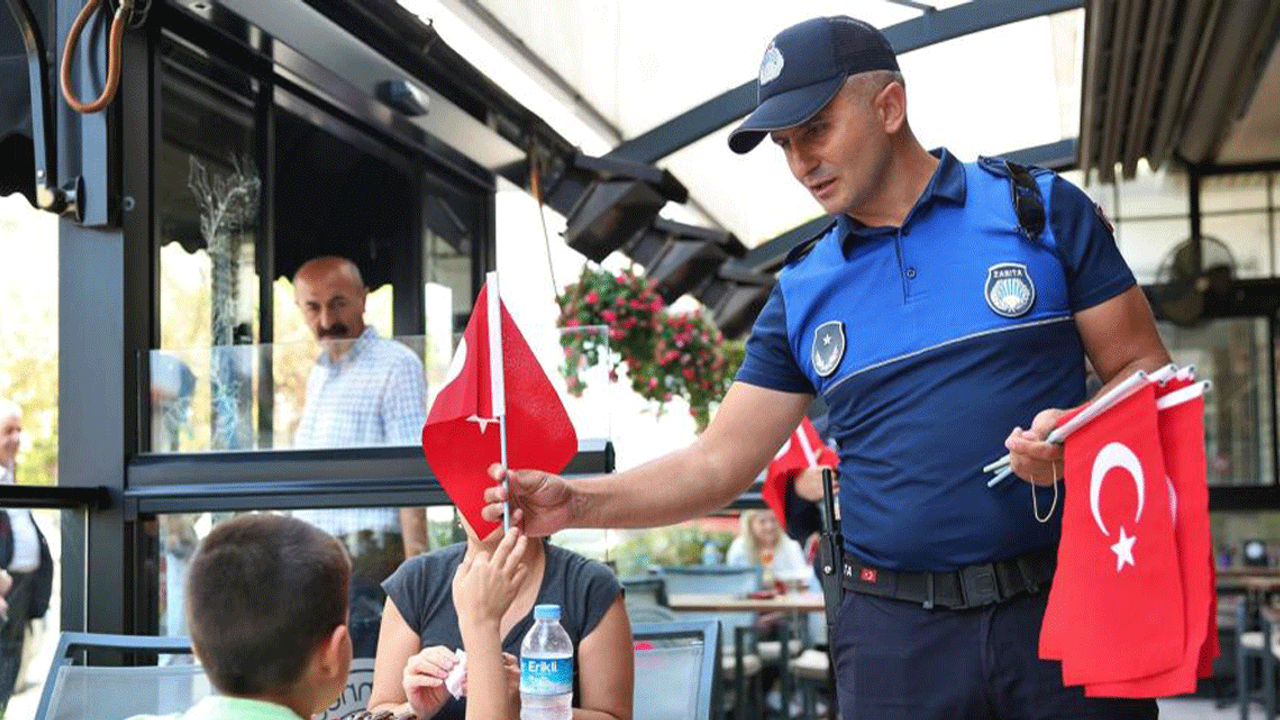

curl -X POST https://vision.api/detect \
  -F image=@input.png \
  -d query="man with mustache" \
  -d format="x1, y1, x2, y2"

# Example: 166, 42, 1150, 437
292, 255, 428, 657
484, 15, 1171, 720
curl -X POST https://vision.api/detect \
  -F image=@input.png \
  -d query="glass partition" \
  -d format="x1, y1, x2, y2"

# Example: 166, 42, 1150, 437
143, 326, 614, 453
1158, 317, 1275, 486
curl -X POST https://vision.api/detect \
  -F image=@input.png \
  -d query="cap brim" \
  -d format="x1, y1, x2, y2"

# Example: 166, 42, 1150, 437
727, 74, 847, 154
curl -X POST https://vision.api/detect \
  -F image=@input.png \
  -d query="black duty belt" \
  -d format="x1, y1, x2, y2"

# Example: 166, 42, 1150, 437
842, 545, 1057, 610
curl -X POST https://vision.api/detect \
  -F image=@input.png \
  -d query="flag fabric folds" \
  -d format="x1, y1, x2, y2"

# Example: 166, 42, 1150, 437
762, 417, 838, 526
1038, 367, 1214, 698
422, 281, 578, 537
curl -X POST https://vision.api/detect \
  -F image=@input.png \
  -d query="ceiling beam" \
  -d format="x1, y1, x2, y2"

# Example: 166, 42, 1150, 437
606, 0, 1084, 164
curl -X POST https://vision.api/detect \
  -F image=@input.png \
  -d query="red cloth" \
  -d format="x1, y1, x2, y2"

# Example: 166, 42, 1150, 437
762, 417, 838, 526
421, 282, 577, 537
1043, 384, 1184, 686
1085, 386, 1213, 697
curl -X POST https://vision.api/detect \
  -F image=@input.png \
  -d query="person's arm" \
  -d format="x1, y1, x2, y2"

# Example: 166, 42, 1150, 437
367, 598, 454, 719
573, 595, 634, 720
483, 383, 812, 535
1006, 285, 1171, 485
399, 507, 428, 557
383, 355, 430, 556
453, 529, 530, 720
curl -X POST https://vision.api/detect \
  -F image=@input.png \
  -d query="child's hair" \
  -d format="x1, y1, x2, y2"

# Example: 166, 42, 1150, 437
185, 513, 350, 695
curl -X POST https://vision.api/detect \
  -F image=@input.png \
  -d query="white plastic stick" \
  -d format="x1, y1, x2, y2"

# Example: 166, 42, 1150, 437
486, 271, 509, 531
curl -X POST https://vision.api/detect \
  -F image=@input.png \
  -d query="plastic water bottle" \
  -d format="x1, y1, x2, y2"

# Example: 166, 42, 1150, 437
702, 540, 720, 565
520, 604, 573, 720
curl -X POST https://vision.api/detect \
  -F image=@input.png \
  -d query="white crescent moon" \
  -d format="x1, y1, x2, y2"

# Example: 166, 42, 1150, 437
1089, 442, 1145, 536
443, 337, 468, 387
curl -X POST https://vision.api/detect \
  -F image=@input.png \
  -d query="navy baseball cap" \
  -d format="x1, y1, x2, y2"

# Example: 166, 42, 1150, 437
728, 16, 899, 154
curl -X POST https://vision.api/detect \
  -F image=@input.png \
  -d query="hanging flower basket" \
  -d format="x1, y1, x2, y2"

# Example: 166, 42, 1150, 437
556, 265, 745, 430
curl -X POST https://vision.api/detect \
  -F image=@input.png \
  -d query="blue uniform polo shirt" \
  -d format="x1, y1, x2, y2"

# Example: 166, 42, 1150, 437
736, 148, 1135, 571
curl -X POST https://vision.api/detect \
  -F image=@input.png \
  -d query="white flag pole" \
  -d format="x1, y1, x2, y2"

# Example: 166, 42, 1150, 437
486, 271, 509, 531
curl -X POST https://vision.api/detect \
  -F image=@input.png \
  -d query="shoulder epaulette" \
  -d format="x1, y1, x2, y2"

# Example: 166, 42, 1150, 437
782, 218, 838, 267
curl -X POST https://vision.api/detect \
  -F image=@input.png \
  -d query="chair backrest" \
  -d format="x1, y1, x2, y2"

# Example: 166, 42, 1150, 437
36, 632, 208, 720
657, 565, 761, 633
621, 576, 669, 610
657, 565, 761, 596
632, 620, 720, 720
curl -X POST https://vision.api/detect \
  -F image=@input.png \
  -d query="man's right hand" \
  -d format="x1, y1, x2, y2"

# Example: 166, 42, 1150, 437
402, 645, 457, 719
481, 464, 574, 538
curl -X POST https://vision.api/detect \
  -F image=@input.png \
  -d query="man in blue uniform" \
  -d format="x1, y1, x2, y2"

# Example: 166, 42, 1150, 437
484, 15, 1170, 719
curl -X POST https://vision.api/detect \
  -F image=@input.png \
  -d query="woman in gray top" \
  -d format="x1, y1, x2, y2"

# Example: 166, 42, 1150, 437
367, 517, 633, 720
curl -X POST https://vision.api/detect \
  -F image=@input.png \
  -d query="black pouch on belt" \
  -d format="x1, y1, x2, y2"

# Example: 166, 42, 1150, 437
817, 467, 843, 642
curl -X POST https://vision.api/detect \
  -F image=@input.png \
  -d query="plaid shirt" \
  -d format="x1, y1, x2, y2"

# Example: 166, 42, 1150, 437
294, 327, 427, 535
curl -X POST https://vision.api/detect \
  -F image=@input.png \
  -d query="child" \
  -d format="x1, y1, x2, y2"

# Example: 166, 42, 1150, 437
451, 527, 529, 720
129, 513, 353, 720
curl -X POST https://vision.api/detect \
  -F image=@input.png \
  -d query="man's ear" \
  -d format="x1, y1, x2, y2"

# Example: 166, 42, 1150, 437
877, 81, 907, 135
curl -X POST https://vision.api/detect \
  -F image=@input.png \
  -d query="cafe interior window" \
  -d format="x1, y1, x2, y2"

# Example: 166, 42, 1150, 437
1158, 317, 1275, 486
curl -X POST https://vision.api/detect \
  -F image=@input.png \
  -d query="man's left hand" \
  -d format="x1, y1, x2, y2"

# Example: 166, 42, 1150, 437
1004, 408, 1068, 487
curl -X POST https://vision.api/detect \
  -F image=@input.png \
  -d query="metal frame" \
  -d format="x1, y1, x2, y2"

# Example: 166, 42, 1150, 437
35, 632, 194, 720
607, 0, 1084, 164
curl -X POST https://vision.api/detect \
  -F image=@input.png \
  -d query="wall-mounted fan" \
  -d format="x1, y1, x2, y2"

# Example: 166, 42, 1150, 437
1152, 235, 1235, 327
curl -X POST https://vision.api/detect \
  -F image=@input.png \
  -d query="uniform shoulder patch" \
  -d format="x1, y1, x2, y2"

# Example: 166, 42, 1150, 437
783, 218, 838, 267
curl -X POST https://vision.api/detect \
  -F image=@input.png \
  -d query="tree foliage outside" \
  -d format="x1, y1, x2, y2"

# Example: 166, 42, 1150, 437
0, 196, 58, 486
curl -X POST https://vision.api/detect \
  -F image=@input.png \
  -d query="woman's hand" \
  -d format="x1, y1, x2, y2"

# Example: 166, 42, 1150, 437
452, 527, 529, 634
401, 645, 458, 719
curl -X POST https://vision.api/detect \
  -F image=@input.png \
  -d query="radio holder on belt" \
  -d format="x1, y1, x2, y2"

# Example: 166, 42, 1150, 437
817, 467, 843, 656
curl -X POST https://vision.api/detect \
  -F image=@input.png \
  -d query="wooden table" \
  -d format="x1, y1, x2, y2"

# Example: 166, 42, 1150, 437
667, 591, 826, 613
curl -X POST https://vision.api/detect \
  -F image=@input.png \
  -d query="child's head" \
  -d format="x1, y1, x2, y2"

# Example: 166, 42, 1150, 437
186, 513, 352, 715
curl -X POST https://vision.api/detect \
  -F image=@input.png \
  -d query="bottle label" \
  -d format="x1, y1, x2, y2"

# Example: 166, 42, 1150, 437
520, 656, 573, 695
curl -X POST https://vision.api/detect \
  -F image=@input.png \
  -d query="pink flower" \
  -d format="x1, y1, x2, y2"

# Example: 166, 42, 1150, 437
601, 310, 617, 323
615, 296, 626, 306
623, 318, 636, 329
610, 328, 625, 340
648, 377, 659, 390
682, 368, 695, 381
630, 299, 643, 310
585, 291, 599, 304
566, 318, 580, 328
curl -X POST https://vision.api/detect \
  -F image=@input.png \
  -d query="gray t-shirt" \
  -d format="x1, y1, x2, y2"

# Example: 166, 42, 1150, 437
382, 542, 622, 720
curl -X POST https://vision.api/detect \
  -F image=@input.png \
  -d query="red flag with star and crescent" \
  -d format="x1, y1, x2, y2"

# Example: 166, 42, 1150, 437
422, 281, 577, 537
761, 417, 838, 526
1085, 379, 1216, 697
1050, 383, 1184, 686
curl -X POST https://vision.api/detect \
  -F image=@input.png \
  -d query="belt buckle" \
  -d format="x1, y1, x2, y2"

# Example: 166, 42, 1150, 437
960, 563, 1000, 607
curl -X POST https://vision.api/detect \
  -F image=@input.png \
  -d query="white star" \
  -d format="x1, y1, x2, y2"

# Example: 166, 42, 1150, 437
1110, 526, 1137, 572
467, 415, 498, 434
823, 333, 832, 346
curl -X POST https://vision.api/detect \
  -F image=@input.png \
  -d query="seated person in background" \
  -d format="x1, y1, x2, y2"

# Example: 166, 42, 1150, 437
451, 528, 530, 720
291, 255, 428, 656
368, 516, 633, 720
727, 510, 812, 587
129, 513, 352, 720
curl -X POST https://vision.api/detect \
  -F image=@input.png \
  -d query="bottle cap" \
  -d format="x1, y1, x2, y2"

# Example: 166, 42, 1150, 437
533, 604, 561, 621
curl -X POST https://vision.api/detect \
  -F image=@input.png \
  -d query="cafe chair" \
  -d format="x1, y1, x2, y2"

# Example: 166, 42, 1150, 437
36, 632, 206, 720
633, 621, 721, 720
622, 576, 679, 624
1237, 602, 1280, 719
658, 565, 765, 719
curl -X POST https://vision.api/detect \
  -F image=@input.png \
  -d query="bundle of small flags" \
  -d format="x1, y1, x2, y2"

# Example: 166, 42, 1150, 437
984, 365, 1216, 697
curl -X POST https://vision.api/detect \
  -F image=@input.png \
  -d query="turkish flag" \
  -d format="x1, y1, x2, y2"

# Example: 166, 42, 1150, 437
761, 417, 838, 525
422, 280, 578, 537
1047, 384, 1184, 685
1086, 383, 1213, 697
